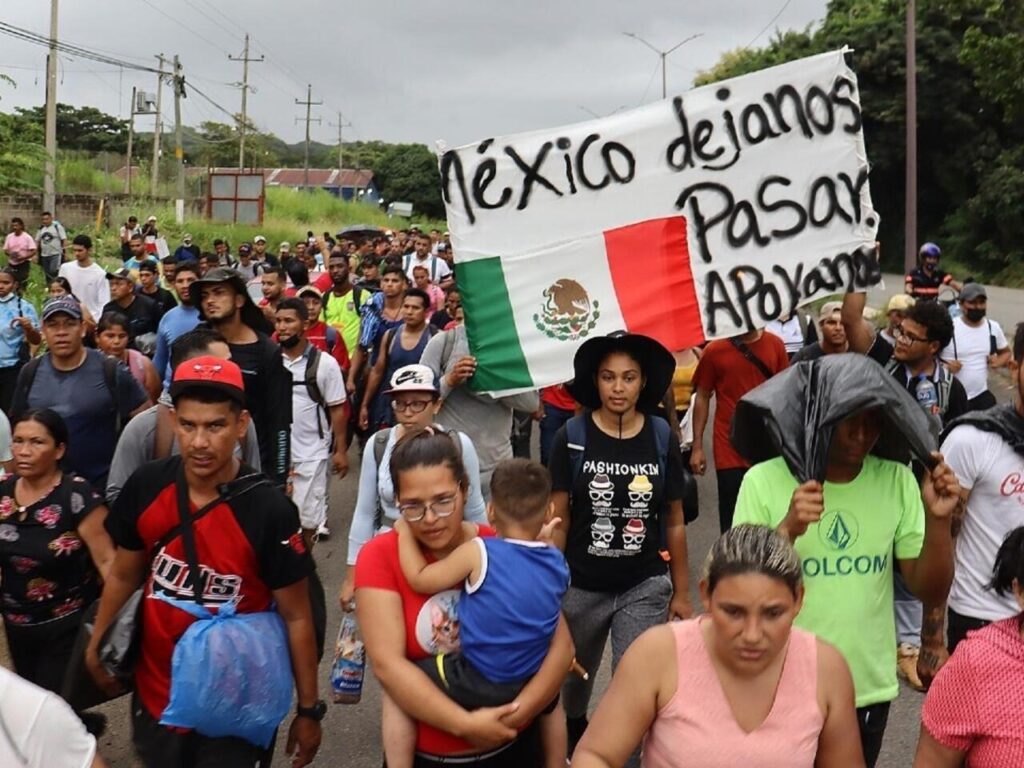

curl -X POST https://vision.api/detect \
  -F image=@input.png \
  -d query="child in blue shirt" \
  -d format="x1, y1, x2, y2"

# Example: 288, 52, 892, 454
390, 457, 570, 768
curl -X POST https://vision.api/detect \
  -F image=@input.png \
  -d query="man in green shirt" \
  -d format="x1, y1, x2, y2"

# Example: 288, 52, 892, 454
733, 406, 959, 768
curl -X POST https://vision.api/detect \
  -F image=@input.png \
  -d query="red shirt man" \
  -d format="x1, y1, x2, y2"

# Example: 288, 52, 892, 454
690, 329, 788, 533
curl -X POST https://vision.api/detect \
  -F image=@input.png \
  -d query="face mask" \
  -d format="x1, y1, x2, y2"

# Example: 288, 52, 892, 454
964, 308, 986, 322
279, 333, 301, 349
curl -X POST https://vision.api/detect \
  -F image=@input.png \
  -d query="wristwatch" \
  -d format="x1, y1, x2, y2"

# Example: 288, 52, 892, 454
296, 700, 327, 722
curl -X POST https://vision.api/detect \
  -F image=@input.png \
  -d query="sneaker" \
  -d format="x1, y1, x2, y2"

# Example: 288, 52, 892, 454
316, 523, 331, 540
897, 642, 925, 691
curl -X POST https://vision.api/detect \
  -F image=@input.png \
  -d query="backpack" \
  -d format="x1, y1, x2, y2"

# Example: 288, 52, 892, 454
403, 254, 441, 283
324, 325, 339, 355
323, 285, 364, 318
12, 354, 125, 434
371, 426, 463, 531
292, 344, 331, 440
887, 359, 954, 418
950, 319, 998, 359
565, 411, 674, 553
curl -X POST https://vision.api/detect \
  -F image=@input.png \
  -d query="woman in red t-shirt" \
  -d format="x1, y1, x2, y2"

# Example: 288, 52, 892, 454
355, 428, 573, 766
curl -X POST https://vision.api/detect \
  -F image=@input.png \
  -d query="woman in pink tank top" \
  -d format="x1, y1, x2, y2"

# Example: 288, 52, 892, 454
571, 525, 865, 768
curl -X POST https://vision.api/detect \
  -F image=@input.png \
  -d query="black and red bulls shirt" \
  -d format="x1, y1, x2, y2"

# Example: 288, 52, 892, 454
105, 457, 311, 720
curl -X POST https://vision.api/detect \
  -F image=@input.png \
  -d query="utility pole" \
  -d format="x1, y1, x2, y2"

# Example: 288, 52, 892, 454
329, 111, 351, 185
623, 32, 703, 99
43, 0, 58, 213
173, 55, 185, 224
295, 85, 322, 192
904, 0, 918, 274
150, 54, 167, 197
125, 86, 136, 195
229, 34, 263, 169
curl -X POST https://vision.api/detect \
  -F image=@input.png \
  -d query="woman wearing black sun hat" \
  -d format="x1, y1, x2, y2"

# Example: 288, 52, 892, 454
547, 331, 692, 757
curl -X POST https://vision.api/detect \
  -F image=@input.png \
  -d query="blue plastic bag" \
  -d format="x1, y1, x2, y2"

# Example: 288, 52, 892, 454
157, 595, 294, 748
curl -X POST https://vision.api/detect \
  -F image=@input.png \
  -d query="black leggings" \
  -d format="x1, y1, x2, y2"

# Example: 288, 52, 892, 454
4, 614, 81, 694
856, 701, 891, 768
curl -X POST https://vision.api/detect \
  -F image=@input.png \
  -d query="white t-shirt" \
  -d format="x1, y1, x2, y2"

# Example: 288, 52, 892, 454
941, 316, 1008, 399
404, 253, 451, 283
0, 667, 96, 768
57, 260, 110, 320
284, 345, 346, 462
942, 423, 1024, 620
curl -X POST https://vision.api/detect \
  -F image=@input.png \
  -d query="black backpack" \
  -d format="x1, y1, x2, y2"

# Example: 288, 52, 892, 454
12, 354, 126, 434
291, 344, 331, 440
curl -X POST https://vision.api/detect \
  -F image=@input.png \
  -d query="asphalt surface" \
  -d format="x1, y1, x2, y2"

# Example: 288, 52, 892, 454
3, 275, 1020, 767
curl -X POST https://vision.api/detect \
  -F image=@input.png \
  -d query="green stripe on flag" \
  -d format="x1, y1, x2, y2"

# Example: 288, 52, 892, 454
455, 257, 534, 392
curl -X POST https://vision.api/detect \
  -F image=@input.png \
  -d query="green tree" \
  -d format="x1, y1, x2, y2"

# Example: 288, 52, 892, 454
15, 103, 128, 153
0, 77, 46, 190
372, 143, 443, 219
695, 0, 1024, 282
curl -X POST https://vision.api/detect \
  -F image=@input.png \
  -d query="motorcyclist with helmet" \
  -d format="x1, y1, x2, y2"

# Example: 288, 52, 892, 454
905, 242, 963, 301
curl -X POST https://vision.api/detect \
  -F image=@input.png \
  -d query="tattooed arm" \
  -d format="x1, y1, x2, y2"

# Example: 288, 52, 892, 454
917, 488, 969, 688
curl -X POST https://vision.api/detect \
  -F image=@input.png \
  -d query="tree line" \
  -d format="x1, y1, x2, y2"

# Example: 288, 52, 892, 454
695, 0, 1024, 283
0, 102, 445, 218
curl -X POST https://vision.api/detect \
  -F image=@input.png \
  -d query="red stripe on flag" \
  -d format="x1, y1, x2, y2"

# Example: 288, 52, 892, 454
603, 216, 706, 350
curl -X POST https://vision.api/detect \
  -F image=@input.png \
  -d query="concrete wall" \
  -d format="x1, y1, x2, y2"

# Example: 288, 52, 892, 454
0, 193, 204, 231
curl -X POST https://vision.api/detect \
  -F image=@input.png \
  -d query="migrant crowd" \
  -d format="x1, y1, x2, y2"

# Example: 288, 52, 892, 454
0, 212, 1022, 768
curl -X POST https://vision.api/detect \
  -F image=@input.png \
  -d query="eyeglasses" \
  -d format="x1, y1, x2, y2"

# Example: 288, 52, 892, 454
391, 399, 432, 414
895, 326, 930, 345
398, 495, 458, 523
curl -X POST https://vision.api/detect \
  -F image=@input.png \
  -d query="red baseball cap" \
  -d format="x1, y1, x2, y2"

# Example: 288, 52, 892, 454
169, 356, 246, 405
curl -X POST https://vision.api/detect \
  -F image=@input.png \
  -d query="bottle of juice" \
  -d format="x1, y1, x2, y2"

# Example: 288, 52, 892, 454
331, 613, 365, 704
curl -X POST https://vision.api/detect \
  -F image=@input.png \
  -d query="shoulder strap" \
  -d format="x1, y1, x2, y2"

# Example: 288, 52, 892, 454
325, 325, 339, 353
372, 428, 392, 531
403, 254, 412, 274
11, 357, 43, 420
988, 320, 997, 356
566, 414, 588, 492
353, 285, 363, 308
445, 428, 463, 461
167, 469, 271, 604
102, 355, 124, 435
384, 327, 399, 358
430, 257, 439, 283
649, 415, 671, 478
729, 338, 774, 380
936, 365, 953, 417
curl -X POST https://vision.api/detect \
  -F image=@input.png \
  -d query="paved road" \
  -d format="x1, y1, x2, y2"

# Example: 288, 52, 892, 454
872, 273, 1022, 333
7, 275, 1022, 767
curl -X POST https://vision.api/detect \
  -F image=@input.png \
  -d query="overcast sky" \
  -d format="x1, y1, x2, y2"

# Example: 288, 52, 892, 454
1, 1, 827, 152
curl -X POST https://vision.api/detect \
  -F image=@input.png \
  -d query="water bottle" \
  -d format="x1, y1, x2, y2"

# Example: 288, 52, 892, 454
914, 376, 939, 416
330, 613, 365, 704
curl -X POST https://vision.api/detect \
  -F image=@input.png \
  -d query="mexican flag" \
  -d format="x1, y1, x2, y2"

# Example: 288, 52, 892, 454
455, 215, 704, 393
440, 50, 878, 395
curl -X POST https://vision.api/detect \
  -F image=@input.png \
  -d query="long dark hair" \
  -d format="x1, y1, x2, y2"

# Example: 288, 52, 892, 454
989, 526, 1024, 597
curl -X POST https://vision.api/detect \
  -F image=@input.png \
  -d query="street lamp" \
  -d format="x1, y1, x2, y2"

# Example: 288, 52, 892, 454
623, 31, 703, 99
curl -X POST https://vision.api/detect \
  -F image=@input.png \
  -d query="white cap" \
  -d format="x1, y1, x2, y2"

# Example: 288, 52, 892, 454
254, 235, 267, 244
383, 364, 439, 395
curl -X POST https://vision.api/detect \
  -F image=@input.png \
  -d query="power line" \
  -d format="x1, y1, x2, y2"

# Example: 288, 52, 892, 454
0, 21, 160, 73
747, 0, 794, 48
180, 0, 243, 44
137, 0, 225, 55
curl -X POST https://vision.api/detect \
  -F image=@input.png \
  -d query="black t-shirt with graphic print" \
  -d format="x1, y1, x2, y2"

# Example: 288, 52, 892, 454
0, 474, 104, 625
550, 414, 683, 592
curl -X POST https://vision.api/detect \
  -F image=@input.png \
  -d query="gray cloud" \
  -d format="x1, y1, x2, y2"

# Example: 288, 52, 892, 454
0, 0, 826, 149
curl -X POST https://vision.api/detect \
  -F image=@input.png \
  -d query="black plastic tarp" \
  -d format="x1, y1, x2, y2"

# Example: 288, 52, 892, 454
731, 353, 939, 483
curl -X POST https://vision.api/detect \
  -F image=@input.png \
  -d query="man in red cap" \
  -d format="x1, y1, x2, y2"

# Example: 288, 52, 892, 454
87, 356, 323, 767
